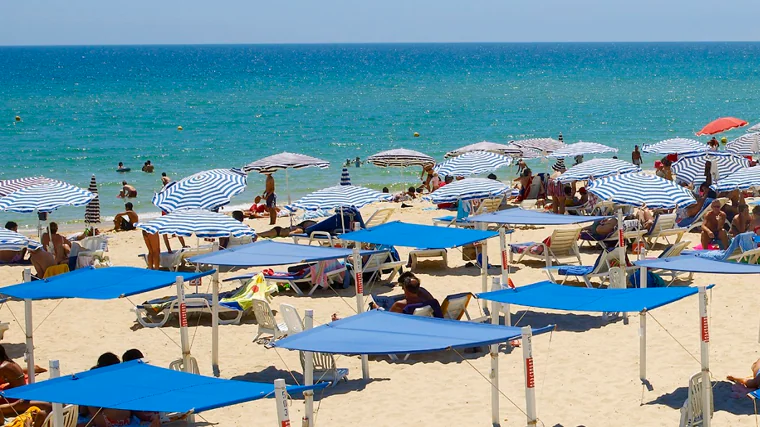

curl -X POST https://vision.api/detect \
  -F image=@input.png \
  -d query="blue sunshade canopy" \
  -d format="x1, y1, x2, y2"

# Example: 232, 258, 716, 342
339, 221, 496, 249
635, 255, 760, 274
468, 208, 608, 226
477, 281, 709, 313
1, 360, 324, 413
0, 267, 212, 300
274, 310, 553, 355
189, 240, 378, 267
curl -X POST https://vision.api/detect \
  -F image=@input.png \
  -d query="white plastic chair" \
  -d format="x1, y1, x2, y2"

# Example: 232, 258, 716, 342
280, 303, 304, 334
679, 372, 713, 427
645, 213, 686, 248
252, 299, 288, 341
169, 356, 200, 374
510, 226, 582, 268
40, 404, 78, 427
300, 351, 349, 387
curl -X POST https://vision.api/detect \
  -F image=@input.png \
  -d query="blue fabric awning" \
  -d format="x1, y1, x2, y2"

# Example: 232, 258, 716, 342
273, 310, 553, 355
189, 240, 379, 267
468, 208, 608, 225
338, 221, 496, 249
477, 281, 710, 313
0, 267, 212, 300
0, 360, 325, 413
634, 255, 760, 274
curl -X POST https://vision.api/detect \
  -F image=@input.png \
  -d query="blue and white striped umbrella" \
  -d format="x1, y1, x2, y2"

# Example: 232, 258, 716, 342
434, 151, 512, 177
425, 178, 509, 204
288, 185, 391, 211
367, 148, 435, 168
0, 228, 42, 251
136, 209, 256, 238
749, 123, 760, 133
588, 173, 696, 209
0, 180, 96, 213
340, 168, 351, 186
711, 166, 760, 192
642, 138, 707, 155
548, 142, 617, 158
512, 138, 564, 154
0, 177, 58, 197
152, 168, 247, 213
242, 152, 330, 174
444, 141, 523, 158
672, 152, 749, 185
558, 158, 640, 183
726, 133, 760, 156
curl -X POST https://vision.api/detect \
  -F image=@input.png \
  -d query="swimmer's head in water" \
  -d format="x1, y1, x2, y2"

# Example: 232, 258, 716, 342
118, 162, 123, 167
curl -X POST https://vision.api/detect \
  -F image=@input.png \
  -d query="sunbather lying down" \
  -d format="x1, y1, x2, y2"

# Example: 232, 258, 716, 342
581, 218, 618, 240
727, 358, 760, 396
257, 220, 318, 239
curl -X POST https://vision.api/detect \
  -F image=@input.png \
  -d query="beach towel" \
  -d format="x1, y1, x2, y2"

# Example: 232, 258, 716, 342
628, 270, 666, 288
402, 300, 444, 318
692, 232, 756, 261
310, 259, 345, 289
5, 407, 41, 427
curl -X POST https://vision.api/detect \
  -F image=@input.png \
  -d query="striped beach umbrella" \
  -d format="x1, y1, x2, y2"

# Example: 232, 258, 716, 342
367, 148, 435, 168
726, 133, 760, 156
512, 138, 564, 154
434, 151, 512, 177
152, 168, 247, 213
242, 152, 330, 174
749, 123, 760, 133
672, 152, 749, 185
558, 158, 640, 183
136, 209, 256, 238
548, 142, 617, 158
84, 175, 101, 224
425, 178, 509, 204
444, 141, 523, 158
0, 180, 96, 213
711, 166, 760, 192
588, 173, 696, 209
0, 177, 59, 197
0, 228, 42, 251
642, 138, 708, 155
288, 185, 391, 211
340, 168, 351, 186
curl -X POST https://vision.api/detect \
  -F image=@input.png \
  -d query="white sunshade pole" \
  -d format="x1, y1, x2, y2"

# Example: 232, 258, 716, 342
480, 222, 489, 294
175, 276, 195, 424
490, 277, 500, 426
640, 266, 648, 384
303, 309, 315, 427
351, 225, 369, 380
274, 378, 291, 427
699, 286, 712, 427
498, 227, 511, 326
23, 268, 34, 384
50, 360, 63, 427
522, 326, 537, 427
212, 269, 220, 377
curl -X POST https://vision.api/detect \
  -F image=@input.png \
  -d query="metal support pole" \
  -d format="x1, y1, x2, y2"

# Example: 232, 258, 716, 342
490, 293, 500, 427
303, 310, 314, 427
699, 286, 711, 427
212, 269, 220, 377
175, 276, 194, 424
351, 225, 369, 379
498, 228, 511, 326
23, 269, 34, 384
50, 360, 64, 427
274, 378, 291, 427
640, 311, 647, 384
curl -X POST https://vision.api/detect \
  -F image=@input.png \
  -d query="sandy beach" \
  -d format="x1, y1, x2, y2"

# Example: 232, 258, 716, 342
1, 201, 758, 426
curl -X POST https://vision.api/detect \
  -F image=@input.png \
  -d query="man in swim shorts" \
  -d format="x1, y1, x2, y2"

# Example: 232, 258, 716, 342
113, 202, 139, 232
701, 199, 728, 249
119, 181, 138, 198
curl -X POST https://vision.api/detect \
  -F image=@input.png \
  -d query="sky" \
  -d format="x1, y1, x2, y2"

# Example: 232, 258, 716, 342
2, 0, 760, 46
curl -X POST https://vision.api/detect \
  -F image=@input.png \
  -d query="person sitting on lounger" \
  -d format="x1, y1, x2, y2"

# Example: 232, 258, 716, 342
257, 220, 319, 239
389, 273, 439, 314
635, 206, 655, 230
1, 222, 56, 277
701, 199, 729, 249
113, 202, 139, 232
751, 205, 760, 233
581, 217, 618, 241
727, 358, 760, 391
219, 211, 249, 249
41, 222, 70, 265
0, 344, 51, 424
731, 203, 751, 237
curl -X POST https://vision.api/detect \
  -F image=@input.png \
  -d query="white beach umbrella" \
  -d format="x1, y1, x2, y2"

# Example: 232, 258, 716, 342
242, 152, 330, 210
444, 141, 523, 158
425, 178, 509, 204
367, 148, 435, 168
512, 138, 564, 154
642, 138, 708, 155
548, 142, 618, 158
558, 158, 640, 183
748, 123, 760, 133
588, 173, 696, 209
726, 133, 760, 156
434, 151, 512, 177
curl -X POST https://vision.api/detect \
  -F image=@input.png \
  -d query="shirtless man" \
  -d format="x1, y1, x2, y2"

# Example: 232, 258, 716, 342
389, 273, 439, 314
727, 358, 760, 391
701, 199, 729, 249
141, 160, 154, 173
263, 173, 276, 225
631, 145, 642, 166
751, 205, 760, 233
113, 202, 139, 231
730, 203, 751, 237
41, 222, 70, 265
118, 181, 138, 198
161, 172, 171, 187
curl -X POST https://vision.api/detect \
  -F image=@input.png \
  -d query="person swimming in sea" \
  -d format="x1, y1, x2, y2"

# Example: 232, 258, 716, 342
116, 162, 130, 172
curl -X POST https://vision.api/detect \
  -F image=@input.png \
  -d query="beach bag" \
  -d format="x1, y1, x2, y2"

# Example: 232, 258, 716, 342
628, 270, 666, 288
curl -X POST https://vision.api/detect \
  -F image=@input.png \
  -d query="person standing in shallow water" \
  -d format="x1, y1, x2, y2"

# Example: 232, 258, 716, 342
632, 145, 642, 166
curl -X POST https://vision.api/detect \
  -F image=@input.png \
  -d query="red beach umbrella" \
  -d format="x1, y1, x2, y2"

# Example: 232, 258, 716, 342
696, 117, 748, 136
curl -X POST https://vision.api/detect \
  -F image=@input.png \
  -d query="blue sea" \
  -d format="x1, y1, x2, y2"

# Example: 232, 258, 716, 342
2, 42, 760, 229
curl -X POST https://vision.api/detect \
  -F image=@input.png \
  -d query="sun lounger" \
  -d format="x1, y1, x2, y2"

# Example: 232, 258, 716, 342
545, 247, 629, 287
408, 248, 447, 269
644, 213, 686, 248
349, 250, 404, 288
510, 226, 582, 268
280, 304, 304, 333
364, 207, 395, 228
440, 292, 474, 320
134, 277, 275, 328
292, 207, 365, 245
252, 299, 288, 342
231, 261, 346, 296
684, 232, 759, 263
433, 197, 502, 227
139, 244, 215, 271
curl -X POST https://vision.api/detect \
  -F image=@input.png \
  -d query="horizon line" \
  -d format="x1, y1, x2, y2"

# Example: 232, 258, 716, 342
3, 40, 760, 48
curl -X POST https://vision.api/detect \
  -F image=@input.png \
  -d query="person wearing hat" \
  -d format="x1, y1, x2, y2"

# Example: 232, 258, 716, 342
548, 159, 567, 213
